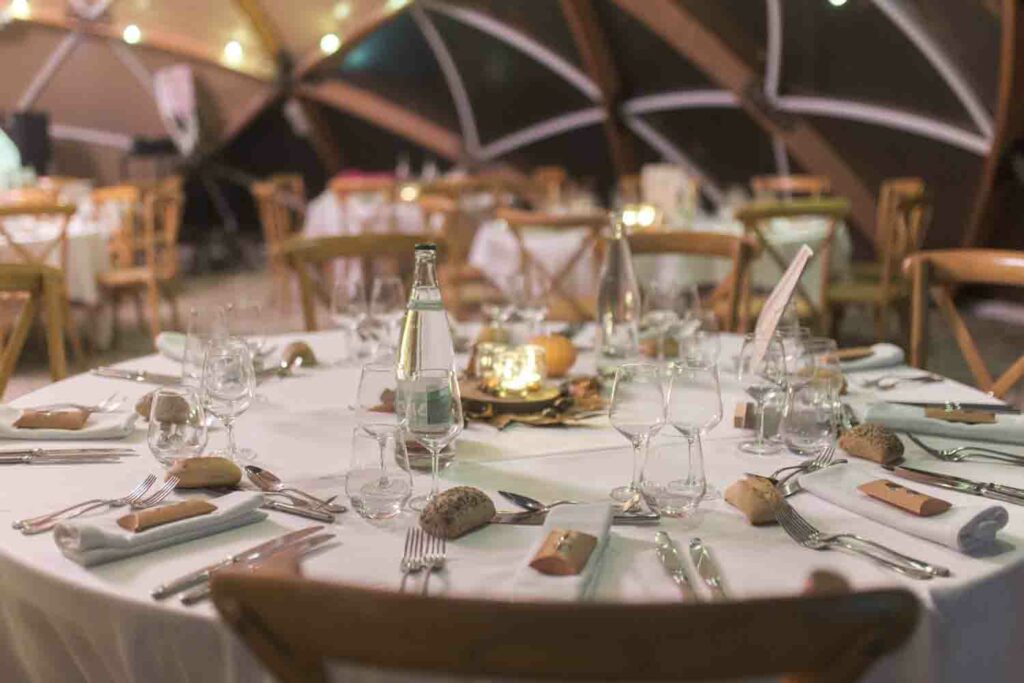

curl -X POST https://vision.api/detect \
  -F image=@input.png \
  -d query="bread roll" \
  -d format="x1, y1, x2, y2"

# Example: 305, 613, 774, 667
166, 457, 242, 488
839, 424, 904, 465
419, 486, 496, 539
282, 341, 318, 367
724, 476, 779, 525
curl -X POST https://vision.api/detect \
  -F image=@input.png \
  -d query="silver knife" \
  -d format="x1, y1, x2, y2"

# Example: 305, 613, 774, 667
151, 525, 323, 599
179, 532, 334, 605
890, 401, 1021, 415
0, 453, 124, 464
0, 447, 137, 456
885, 464, 1024, 506
491, 510, 660, 525
92, 367, 179, 385
262, 499, 336, 522
688, 537, 727, 599
654, 531, 696, 600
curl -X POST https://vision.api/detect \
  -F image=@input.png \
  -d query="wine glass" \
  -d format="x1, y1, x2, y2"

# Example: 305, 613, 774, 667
331, 277, 369, 363
182, 306, 227, 388
608, 362, 666, 502
736, 333, 787, 455
201, 337, 257, 462
666, 358, 724, 501
346, 430, 412, 520
225, 301, 269, 361
509, 271, 550, 339
805, 337, 843, 424
147, 387, 208, 466
679, 309, 720, 364
781, 377, 836, 457
779, 326, 813, 389
642, 281, 680, 361
356, 362, 404, 465
370, 276, 406, 355
400, 368, 463, 512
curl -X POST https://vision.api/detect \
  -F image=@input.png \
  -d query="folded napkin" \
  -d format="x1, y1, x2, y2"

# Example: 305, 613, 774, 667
800, 463, 1007, 554
0, 405, 137, 440
511, 503, 612, 601
839, 343, 904, 372
54, 491, 267, 566
864, 402, 1024, 446
155, 331, 186, 361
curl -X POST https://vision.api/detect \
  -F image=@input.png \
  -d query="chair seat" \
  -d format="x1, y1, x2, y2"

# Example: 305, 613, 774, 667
828, 278, 910, 304
98, 267, 175, 288
850, 260, 883, 279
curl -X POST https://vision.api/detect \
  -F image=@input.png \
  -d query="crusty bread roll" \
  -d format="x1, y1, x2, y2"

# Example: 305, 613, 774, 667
282, 341, 318, 367
839, 424, 904, 465
166, 457, 242, 488
724, 476, 779, 525
419, 486, 496, 539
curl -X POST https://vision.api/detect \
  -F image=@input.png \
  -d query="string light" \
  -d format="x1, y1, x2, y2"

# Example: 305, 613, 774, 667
9, 0, 30, 19
386, 0, 408, 10
333, 2, 351, 21
223, 40, 244, 66
828, 0, 848, 6
122, 24, 141, 44
319, 33, 341, 55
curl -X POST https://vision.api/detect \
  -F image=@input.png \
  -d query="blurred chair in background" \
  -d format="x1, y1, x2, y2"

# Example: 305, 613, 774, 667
251, 174, 305, 310
751, 175, 831, 199
0, 263, 67, 395
330, 175, 399, 235
529, 165, 567, 210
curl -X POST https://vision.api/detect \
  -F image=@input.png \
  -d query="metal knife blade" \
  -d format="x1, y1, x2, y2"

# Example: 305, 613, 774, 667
0, 453, 125, 464
151, 525, 323, 600
92, 367, 179, 385
0, 447, 137, 457
890, 401, 1021, 415
654, 531, 696, 600
688, 537, 727, 599
262, 499, 335, 522
179, 533, 334, 605
490, 510, 660, 525
885, 464, 1024, 505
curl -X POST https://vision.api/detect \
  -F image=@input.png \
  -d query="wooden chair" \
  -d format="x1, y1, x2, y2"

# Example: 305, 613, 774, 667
96, 180, 184, 340
628, 231, 760, 332
0, 263, 67, 393
495, 207, 608, 322
905, 249, 1024, 398
281, 233, 444, 331
529, 165, 568, 209
251, 174, 305, 308
734, 197, 851, 334
829, 179, 932, 342
0, 200, 82, 361
211, 571, 919, 683
0, 186, 59, 205
751, 175, 831, 198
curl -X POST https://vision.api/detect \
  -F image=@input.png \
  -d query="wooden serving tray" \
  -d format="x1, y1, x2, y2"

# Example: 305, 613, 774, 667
460, 381, 561, 415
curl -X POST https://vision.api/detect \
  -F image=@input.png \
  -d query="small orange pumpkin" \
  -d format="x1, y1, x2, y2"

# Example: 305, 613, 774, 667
528, 334, 577, 378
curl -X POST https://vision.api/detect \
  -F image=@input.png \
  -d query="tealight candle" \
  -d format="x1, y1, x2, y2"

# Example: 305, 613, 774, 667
492, 345, 547, 397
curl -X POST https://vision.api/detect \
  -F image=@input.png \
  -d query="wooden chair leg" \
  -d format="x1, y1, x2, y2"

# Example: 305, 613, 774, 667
40, 275, 67, 381
165, 286, 183, 331
145, 281, 162, 340
829, 304, 844, 340
0, 295, 37, 398
62, 292, 85, 364
873, 303, 888, 342
108, 289, 121, 346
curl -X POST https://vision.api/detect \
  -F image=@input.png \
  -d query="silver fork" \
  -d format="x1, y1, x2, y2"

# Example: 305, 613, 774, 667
26, 393, 128, 414
769, 445, 838, 484
14, 474, 157, 531
906, 433, 1024, 465
21, 476, 180, 535
773, 498, 946, 579
421, 534, 447, 596
400, 528, 427, 592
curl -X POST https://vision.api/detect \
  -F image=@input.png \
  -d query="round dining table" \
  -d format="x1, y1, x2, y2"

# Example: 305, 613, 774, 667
1, 329, 1023, 683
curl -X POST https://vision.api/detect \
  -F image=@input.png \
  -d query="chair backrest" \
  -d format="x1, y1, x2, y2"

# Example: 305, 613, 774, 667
251, 174, 305, 255
628, 231, 760, 331
530, 165, 568, 208
904, 249, 1024, 397
875, 179, 931, 297
0, 200, 76, 270
495, 207, 609, 321
143, 183, 184, 279
212, 573, 919, 683
750, 174, 831, 198
0, 263, 64, 396
92, 184, 143, 269
280, 233, 444, 331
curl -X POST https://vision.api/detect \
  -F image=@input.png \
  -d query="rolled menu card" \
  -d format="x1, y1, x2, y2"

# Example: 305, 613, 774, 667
14, 409, 89, 430
800, 463, 1007, 554
117, 500, 217, 532
54, 492, 266, 566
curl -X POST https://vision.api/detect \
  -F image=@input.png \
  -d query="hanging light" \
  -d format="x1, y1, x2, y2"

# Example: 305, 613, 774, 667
9, 0, 30, 19
223, 40, 244, 66
386, 0, 408, 10
828, 0, 848, 6
319, 33, 341, 55
333, 1, 351, 21
122, 24, 141, 44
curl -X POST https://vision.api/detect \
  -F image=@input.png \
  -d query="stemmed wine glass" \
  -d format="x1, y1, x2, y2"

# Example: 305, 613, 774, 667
608, 362, 666, 502
400, 368, 463, 512
667, 358, 724, 500
351, 363, 411, 518
370, 276, 406, 355
736, 333, 787, 455
642, 281, 680, 361
509, 272, 550, 339
201, 337, 257, 462
182, 306, 227, 388
331, 277, 369, 363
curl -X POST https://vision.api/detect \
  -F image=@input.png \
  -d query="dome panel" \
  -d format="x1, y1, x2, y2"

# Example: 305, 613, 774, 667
505, 123, 618, 201
0, 24, 68, 107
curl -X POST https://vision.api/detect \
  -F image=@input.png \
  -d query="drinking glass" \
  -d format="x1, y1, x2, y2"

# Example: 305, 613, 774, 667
202, 337, 257, 462
182, 306, 227, 388
330, 277, 369, 363
225, 301, 269, 361
346, 430, 412, 520
642, 439, 706, 518
642, 281, 680, 361
781, 377, 836, 456
147, 387, 208, 466
679, 310, 720, 364
666, 358, 722, 502
401, 368, 463, 512
508, 272, 550, 338
356, 363, 404, 466
370, 276, 406, 354
805, 337, 843, 424
608, 362, 666, 502
779, 326, 813, 389
736, 333, 787, 455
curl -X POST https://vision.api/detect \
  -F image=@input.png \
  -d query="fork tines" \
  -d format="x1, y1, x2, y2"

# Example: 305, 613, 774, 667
136, 477, 180, 508
773, 499, 819, 545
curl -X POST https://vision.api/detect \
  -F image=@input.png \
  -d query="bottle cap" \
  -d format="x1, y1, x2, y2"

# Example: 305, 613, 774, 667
415, 243, 437, 251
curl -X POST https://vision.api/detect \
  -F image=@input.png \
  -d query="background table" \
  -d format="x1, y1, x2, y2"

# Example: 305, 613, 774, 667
1, 331, 1022, 682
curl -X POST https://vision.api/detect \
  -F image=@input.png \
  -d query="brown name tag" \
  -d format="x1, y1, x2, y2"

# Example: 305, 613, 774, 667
858, 479, 951, 517
734, 402, 756, 429
834, 346, 875, 362
529, 528, 598, 576
14, 409, 90, 431
117, 500, 216, 532
924, 407, 996, 424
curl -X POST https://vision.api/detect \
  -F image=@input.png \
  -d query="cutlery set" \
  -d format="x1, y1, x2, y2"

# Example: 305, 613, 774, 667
399, 527, 446, 595
654, 531, 727, 600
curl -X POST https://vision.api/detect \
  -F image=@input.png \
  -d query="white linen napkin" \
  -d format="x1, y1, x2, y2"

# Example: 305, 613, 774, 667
800, 463, 1007, 554
511, 503, 613, 601
155, 331, 186, 361
864, 402, 1024, 446
54, 491, 267, 566
0, 406, 137, 440
840, 343, 904, 372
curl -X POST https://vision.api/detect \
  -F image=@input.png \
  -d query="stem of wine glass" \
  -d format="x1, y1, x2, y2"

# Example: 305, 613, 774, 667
755, 399, 767, 449
629, 436, 646, 491
657, 329, 665, 361
377, 435, 389, 487
225, 417, 237, 457
428, 445, 441, 501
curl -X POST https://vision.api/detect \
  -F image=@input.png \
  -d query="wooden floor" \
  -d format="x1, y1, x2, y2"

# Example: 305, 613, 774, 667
7, 268, 1024, 408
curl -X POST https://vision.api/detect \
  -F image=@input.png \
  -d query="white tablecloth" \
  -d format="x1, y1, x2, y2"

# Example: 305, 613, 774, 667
303, 190, 426, 238
1, 331, 1023, 682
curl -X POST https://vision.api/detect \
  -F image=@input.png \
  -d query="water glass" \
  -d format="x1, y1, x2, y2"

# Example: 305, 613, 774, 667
400, 368, 463, 512
642, 281, 680, 361
679, 310, 720, 364
779, 326, 814, 388
225, 301, 269, 361
736, 333, 787, 455
508, 272, 549, 338
370, 276, 406, 353
782, 377, 836, 456
182, 306, 227, 388
346, 430, 412, 520
641, 439, 706, 518
147, 387, 208, 466
806, 336, 843, 423
202, 337, 257, 462
330, 277, 369, 363
608, 362, 666, 502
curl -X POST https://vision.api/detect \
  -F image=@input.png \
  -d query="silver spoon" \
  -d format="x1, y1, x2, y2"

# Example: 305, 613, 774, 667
245, 465, 347, 513
499, 490, 581, 513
